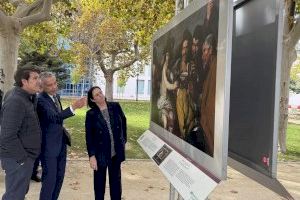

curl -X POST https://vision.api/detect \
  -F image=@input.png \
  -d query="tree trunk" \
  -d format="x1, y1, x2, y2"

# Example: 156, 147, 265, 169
279, 45, 295, 153
278, 0, 298, 153
0, 24, 20, 94
0, 0, 54, 98
105, 72, 114, 101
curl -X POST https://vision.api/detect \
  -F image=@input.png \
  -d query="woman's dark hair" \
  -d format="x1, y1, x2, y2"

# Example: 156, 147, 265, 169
87, 86, 101, 108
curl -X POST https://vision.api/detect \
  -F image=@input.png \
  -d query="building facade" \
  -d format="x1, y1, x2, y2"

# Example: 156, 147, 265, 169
60, 64, 151, 100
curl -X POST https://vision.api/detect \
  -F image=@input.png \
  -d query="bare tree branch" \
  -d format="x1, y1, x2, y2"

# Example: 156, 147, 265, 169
96, 50, 107, 74
115, 48, 130, 56
9, 0, 24, 7
14, 0, 44, 18
289, 17, 300, 48
112, 57, 138, 73
111, 53, 116, 69
19, 0, 53, 29
112, 43, 140, 73
0, 8, 7, 29
15, 0, 66, 18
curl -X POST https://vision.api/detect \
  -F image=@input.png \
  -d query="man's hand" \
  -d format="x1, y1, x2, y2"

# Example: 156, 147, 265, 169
71, 97, 86, 110
89, 156, 98, 171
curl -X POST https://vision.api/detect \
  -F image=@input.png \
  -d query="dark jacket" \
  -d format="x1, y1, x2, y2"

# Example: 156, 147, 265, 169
0, 87, 41, 162
85, 102, 127, 166
37, 92, 74, 157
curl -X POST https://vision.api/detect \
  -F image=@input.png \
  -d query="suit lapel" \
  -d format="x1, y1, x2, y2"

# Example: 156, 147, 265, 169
42, 92, 59, 112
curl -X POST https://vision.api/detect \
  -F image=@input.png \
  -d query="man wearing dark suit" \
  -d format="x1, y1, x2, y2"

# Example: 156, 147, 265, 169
37, 72, 86, 200
85, 86, 127, 200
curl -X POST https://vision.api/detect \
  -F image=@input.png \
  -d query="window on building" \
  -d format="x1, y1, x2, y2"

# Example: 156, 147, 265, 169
137, 80, 144, 94
117, 85, 125, 94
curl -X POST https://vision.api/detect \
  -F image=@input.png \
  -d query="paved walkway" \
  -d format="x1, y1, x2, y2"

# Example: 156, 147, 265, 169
0, 160, 299, 200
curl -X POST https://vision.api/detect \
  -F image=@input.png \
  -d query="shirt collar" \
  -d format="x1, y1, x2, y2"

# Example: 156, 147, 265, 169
47, 93, 56, 102
15, 87, 35, 101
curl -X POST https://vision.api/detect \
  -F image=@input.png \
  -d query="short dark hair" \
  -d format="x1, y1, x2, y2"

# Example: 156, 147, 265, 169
14, 63, 40, 87
193, 25, 202, 41
87, 86, 101, 108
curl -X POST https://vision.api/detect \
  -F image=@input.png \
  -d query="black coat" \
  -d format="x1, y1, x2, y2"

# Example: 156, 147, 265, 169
85, 102, 127, 166
0, 87, 41, 162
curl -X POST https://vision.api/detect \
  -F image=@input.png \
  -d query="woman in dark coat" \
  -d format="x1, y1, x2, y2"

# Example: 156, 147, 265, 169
85, 86, 127, 200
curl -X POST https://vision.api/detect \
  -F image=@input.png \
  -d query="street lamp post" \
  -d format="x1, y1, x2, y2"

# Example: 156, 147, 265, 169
136, 74, 139, 101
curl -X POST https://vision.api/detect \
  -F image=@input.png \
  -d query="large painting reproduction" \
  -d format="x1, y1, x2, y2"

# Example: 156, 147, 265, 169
150, 0, 233, 180
151, 0, 219, 157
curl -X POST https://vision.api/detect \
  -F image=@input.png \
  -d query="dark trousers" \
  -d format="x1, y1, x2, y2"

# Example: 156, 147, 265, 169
1, 157, 34, 200
94, 156, 122, 200
39, 145, 66, 200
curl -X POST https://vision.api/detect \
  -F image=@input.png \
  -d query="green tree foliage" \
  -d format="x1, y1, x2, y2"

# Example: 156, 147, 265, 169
0, 1, 15, 15
289, 1, 300, 93
16, 1, 76, 88
70, 1, 139, 99
20, 1, 75, 59
19, 51, 68, 88
101, 0, 174, 59
0, 0, 75, 61
70, 66, 82, 85
101, 0, 175, 84
290, 59, 300, 93
69, 0, 174, 98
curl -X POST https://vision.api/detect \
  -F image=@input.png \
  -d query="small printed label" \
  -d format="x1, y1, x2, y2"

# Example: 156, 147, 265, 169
262, 156, 270, 167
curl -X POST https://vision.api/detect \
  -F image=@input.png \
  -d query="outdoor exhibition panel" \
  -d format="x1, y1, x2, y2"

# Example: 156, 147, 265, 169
228, 0, 292, 198
229, 0, 284, 179
148, 0, 233, 181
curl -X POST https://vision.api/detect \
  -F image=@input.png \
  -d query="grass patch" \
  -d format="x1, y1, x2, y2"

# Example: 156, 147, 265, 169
278, 123, 300, 161
62, 99, 300, 161
62, 99, 150, 159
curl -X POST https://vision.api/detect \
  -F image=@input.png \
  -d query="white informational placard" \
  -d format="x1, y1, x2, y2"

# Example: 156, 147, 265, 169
138, 130, 218, 200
